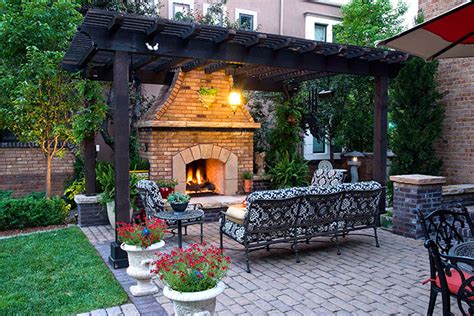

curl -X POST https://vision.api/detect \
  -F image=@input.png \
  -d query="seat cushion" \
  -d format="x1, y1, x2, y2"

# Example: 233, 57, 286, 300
226, 204, 247, 224
435, 270, 473, 296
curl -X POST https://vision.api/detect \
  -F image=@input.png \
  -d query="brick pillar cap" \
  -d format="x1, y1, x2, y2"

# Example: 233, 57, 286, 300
390, 174, 446, 185
74, 194, 101, 204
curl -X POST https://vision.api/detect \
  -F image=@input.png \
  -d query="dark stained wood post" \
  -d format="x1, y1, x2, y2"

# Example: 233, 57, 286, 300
83, 136, 97, 195
373, 76, 389, 215
109, 51, 130, 269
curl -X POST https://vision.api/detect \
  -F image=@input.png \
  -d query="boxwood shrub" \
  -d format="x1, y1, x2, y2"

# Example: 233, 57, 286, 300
0, 194, 70, 231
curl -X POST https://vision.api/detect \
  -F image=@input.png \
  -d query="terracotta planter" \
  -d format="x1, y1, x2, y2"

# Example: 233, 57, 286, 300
163, 282, 225, 316
243, 179, 252, 193
159, 187, 174, 200
121, 241, 165, 296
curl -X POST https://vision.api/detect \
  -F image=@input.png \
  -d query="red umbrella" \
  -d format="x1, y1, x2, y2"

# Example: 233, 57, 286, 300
378, 1, 474, 60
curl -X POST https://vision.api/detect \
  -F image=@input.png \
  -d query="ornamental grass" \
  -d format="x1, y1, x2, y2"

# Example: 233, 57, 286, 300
152, 243, 231, 292
117, 218, 167, 248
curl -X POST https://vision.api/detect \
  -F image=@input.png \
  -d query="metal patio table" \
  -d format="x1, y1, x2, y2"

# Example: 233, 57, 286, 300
155, 209, 204, 248
449, 241, 474, 272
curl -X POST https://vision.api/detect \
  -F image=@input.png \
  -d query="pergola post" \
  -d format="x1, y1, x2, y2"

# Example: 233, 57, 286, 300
109, 51, 130, 269
373, 76, 388, 215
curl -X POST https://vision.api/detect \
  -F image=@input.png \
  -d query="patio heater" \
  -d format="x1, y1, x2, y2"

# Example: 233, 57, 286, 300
343, 151, 364, 183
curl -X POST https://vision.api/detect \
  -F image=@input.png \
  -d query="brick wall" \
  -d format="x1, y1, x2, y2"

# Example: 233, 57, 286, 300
419, 0, 474, 184
0, 146, 75, 197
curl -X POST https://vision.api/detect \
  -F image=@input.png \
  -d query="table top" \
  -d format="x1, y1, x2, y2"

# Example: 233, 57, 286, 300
155, 209, 204, 221
450, 241, 474, 258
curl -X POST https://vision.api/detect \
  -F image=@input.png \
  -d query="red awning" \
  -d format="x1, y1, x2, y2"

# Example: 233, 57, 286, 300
378, 1, 474, 60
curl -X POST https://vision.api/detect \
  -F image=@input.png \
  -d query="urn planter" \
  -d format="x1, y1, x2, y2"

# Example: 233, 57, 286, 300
170, 202, 189, 212
163, 282, 225, 316
106, 200, 133, 228
121, 241, 165, 296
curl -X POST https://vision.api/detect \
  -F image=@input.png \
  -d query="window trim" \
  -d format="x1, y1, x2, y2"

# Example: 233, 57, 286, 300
168, 0, 194, 19
304, 14, 340, 43
303, 131, 342, 160
235, 8, 257, 31
203, 3, 227, 26
314, 23, 328, 42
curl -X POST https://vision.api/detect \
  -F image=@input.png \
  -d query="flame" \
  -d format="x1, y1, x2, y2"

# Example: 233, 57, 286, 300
187, 168, 193, 183
196, 168, 203, 184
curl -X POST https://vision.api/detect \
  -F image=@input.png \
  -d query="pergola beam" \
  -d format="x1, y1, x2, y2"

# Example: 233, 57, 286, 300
204, 62, 232, 74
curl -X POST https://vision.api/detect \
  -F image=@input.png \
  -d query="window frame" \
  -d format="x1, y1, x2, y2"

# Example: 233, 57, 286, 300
168, 0, 194, 19
235, 8, 257, 31
314, 23, 328, 42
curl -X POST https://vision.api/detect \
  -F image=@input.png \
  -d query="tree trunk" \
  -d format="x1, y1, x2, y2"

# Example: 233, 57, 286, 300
46, 155, 52, 198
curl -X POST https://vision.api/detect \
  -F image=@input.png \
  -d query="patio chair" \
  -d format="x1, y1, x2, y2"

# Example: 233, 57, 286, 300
418, 205, 474, 254
136, 180, 204, 240
423, 239, 474, 315
311, 169, 344, 187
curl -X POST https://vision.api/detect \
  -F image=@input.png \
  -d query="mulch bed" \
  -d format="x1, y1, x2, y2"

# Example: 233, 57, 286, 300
0, 225, 68, 238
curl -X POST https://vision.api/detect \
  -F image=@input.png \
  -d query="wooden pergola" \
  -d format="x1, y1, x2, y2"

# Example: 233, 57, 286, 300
62, 9, 408, 268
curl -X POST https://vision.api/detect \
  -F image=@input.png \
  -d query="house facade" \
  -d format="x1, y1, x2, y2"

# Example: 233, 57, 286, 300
418, 0, 474, 184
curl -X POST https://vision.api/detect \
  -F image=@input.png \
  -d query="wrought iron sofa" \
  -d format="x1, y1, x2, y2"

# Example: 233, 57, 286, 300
219, 181, 383, 272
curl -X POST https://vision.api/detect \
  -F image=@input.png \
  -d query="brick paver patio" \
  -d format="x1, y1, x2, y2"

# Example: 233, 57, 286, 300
81, 223, 453, 315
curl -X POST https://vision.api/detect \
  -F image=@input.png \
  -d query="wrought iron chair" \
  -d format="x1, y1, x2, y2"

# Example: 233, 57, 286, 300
424, 239, 474, 315
418, 205, 474, 255
137, 180, 204, 241
311, 169, 344, 187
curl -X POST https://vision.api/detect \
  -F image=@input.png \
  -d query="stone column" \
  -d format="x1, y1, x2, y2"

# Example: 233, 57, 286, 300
390, 174, 446, 239
74, 194, 108, 227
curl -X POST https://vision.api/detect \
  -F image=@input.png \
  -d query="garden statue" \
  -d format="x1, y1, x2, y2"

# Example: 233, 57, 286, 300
255, 152, 266, 176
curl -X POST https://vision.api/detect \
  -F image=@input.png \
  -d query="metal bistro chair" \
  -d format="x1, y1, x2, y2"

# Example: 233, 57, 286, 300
137, 180, 204, 242
424, 239, 474, 315
418, 205, 474, 315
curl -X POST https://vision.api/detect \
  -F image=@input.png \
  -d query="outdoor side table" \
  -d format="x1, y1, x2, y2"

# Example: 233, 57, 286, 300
155, 209, 204, 248
449, 241, 474, 272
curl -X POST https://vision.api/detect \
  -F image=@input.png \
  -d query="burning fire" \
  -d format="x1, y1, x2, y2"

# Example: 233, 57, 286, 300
187, 166, 204, 184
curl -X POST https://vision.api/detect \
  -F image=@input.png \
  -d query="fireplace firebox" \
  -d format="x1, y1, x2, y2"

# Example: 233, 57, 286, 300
186, 159, 224, 195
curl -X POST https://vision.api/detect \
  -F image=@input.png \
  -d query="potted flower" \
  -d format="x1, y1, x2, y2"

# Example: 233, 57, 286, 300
152, 244, 231, 315
117, 218, 167, 296
156, 179, 178, 199
97, 162, 139, 227
198, 87, 218, 109
167, 192, 191, 212
242, 171, 253, 193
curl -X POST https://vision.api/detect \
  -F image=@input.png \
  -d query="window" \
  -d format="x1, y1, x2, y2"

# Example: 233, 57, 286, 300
168, 0, 194, 20
313, 138, 326, 154
239, 13, 254, 30
173, 3, 191, 18
203, 3, 226, 26
314, 23, 327, 42
235, 9, 257, 31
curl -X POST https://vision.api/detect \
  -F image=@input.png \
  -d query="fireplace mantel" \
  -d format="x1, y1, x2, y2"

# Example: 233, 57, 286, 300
137, 120, 261, 129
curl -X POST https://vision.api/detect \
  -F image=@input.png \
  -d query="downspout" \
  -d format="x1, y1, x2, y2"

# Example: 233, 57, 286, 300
279, 0, 284, 35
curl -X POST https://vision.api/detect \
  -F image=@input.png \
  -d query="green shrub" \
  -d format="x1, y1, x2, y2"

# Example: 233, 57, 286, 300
0, 190, 12, 200
0, 196, 70, 231
269, 151, 309, 189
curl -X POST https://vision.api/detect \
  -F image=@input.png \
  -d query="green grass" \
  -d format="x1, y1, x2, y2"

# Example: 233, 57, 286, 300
0, 227, 128, 314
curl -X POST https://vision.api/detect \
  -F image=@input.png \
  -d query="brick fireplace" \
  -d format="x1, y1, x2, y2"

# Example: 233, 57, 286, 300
138, 69, 260, 195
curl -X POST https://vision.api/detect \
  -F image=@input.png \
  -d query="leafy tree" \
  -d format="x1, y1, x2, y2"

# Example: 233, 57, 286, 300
390, 58, 444, 176
5, 48, 84, 197
331, 0, 407, 151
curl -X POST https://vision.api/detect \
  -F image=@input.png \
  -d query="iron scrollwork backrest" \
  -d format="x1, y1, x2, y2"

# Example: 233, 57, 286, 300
136, 180, 165, 219
339, 187, 382, 229
245, 196, 303, 243
424, 239, 474, 316
311, 169, 344, 187
299, 192, 343, 233
418, 205, 473, 254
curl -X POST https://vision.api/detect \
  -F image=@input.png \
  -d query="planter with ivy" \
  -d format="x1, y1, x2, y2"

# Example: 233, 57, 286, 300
198, 87, 218, 109
167, 192, 191, 212
242, 171, 253, 193
156, 179, 178, 199
96, 162, 140, 227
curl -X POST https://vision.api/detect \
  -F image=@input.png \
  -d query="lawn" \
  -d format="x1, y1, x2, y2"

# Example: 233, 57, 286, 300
0, 227, 128, 314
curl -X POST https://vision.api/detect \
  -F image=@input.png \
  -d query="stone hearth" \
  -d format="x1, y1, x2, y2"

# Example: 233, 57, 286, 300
138, 69, 260, 195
